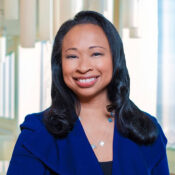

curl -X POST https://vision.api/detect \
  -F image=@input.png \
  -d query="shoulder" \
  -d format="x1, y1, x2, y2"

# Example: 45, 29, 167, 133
139, 112, 168, 168
15, 108, 53, 151
144, 112, 167, 146
10, 108, 58, 160
20, 109, 48, 132
7, 109, 60, 174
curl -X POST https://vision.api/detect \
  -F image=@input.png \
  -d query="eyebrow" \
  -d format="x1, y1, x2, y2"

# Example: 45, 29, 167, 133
89, 46, 106, 50
65, 46, 106, 52
65, 48, 77, 52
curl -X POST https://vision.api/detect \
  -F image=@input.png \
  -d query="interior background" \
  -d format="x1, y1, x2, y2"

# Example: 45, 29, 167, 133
0, 0, 174, 174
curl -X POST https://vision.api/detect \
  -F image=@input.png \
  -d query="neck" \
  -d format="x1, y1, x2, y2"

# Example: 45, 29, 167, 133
78, 91, 112, 122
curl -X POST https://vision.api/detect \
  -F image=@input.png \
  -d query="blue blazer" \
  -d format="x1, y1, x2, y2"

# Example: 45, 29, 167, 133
7, 111, 170, 175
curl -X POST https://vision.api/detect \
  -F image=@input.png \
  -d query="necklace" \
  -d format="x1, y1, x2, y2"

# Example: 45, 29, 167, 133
79, 112, 114, 150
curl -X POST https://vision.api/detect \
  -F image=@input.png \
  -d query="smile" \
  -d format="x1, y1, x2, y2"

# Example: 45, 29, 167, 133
78, 77, 96, 83
74, 76, 99, 88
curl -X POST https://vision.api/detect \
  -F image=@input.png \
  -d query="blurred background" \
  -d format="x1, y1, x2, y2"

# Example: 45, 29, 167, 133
0, 0, 175, 174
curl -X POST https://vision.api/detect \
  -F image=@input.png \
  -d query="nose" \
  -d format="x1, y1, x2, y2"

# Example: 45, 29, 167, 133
76, 56, 93, 73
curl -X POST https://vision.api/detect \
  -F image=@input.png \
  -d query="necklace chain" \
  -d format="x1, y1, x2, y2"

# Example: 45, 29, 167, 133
79, 112, 114, 150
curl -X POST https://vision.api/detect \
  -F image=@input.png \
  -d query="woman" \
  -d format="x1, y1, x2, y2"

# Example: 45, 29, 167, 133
7, 11, 169, 175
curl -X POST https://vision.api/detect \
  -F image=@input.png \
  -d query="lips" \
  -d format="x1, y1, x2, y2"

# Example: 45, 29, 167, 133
74, 76, 99, 88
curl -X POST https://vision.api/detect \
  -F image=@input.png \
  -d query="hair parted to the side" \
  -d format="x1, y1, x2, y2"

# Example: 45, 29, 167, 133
43, 10, 158, 145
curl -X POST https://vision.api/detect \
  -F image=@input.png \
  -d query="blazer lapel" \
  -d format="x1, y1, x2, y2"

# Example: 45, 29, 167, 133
21, 125, 61, 174
113, 130, 149, 175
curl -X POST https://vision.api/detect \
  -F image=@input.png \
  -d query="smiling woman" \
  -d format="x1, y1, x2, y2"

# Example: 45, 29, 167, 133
7, 11, 170, 175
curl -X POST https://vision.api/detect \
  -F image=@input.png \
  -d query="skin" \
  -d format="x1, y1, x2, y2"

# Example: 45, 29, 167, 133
61, 24, 114, 161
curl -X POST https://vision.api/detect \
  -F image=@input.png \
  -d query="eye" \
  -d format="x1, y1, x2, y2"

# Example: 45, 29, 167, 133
66, 55, 78, 59
92, 52, 104, 57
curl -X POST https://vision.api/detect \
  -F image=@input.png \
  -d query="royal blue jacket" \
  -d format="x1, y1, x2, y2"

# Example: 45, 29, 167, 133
7, 111, 170, 175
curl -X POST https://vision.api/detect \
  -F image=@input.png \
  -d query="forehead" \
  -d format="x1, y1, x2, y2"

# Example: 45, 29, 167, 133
62, 24, 109, 49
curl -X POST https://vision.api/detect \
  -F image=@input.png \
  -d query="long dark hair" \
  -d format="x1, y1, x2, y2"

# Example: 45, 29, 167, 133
43, 11, 158, 145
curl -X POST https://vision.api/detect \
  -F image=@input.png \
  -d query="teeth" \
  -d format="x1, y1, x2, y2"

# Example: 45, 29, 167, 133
78, 78, 96, 83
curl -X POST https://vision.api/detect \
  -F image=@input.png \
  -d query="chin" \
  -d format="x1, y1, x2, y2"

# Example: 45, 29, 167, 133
75, 89, 107, 101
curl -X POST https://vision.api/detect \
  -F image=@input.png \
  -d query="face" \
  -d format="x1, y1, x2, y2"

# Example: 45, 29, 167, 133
61, 24, 113, 101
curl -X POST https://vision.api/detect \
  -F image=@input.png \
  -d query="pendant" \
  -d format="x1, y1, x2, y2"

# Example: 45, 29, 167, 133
99, 141, 105, 147
91, 144, 96, 149
108, 117, 113, 122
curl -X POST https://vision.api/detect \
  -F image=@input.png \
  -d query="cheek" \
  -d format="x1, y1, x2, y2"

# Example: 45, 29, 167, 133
62, 68, 73, 89
62, 61, 76, 81
98, 58, 113, 76
106, 56, 113, 72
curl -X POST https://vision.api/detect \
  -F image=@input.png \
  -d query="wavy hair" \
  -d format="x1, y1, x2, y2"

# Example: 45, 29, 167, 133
43, 11, 158, 145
